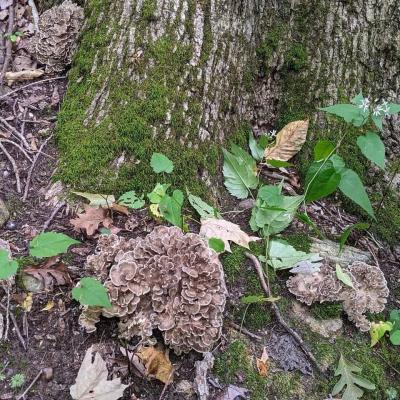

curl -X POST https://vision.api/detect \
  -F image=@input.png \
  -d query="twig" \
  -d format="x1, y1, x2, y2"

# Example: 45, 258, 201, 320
0, 139, 33, 162
364, 240, 380, 268
16, 370, 43, 400
0, 76, 66, 101
245, 252, 327, 377
0, 1, 14, 86
158, 371, 173, 400
0, 141, 21, 192
23, 135, 53, 201
28, 0, 40, 33
226, 319, 263, 341
374, 352, 400, 376
0, 303, 26, 350
42, 201, 66, 231
2, 284, 10, 340
0, 117, 31, 149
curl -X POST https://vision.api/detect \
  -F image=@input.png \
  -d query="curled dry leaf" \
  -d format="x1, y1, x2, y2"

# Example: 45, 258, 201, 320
200, 218, 259, 252
135, 346, 173, 384
264, 120, 309, 161
5, 69, 44, 86
21, 293, 33, 312
256, 347, 269, 376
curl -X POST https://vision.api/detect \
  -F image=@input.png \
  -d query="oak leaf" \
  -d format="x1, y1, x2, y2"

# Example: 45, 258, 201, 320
136, 346, 173, 384
264, 120, 309, 161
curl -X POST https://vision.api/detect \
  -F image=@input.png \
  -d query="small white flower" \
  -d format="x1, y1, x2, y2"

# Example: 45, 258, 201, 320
358, 98, 370, 113
373, 105, 383, 117
381, 99, 391, 116
268, 129, 277, 138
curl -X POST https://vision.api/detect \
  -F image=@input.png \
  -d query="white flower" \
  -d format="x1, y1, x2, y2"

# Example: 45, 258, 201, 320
381, 99, 391, 116
358, 98, 370, 113
373, 105, 383, 117
268, 129, 277, 138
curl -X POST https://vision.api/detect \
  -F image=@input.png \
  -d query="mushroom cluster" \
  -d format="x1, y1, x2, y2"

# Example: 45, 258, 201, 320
28, 0, 84, 72
80, 226, 227, 354
287, 262, 389, 331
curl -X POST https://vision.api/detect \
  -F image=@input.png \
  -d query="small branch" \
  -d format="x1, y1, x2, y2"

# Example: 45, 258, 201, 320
226, 319, 263, 341
23, 135, 53, 201
16, 370, 43, 400
0, 139, 33, 162
0, 141, 21, 192
0, 117, 31, 149
28, 0, 40, 33
42, 201, 66, 231
0, 1, 14, 86
0, 303, 26, 350
245, 252, 327, 377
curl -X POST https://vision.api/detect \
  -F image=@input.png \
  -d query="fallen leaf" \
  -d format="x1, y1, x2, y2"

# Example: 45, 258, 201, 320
41, 300, 55, 311
136, 346, 173, 384
256, 347, 269, 376
70, 206, 119, 237
20, 293, 33, 312
110, 203, 129, 215
264, 120, 309, 161
200, 218, 259, 252
72, 191, 116, 207
217, 385, 249, 400
5, 69, 44, 86
70, 346, 128, 400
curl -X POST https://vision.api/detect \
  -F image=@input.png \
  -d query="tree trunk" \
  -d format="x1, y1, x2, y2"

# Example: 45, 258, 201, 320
57, 0, 400, 197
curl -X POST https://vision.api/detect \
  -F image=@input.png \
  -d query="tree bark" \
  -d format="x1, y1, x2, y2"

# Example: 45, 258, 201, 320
57, 0, 400, 194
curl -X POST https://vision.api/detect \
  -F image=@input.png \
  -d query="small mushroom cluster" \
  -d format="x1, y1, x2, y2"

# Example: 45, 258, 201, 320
80, 226, 227, 354
287, 262, 389, 331
28, 0, 84, 72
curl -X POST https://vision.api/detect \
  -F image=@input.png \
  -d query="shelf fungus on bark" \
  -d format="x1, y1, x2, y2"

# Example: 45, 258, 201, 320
27, 0, 84, 73
287, 262, 389, 332
79, 226, 227, 354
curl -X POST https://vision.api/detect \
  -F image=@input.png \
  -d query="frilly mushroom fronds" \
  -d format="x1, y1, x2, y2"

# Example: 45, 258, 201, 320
287, 262, 389, 331
80, 226, 227, 354
28, 1, 84, 72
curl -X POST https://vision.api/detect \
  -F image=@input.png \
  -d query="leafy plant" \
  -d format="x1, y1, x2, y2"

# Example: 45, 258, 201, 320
370, 321, 393, 347
29, 232, 80, 258
240, 294, 280, 304
339, 222, 370, 253
331, 354, 375, 399
188, 192, 220, 219
5, 31, 23, 42
0, 249, 18, 280
208, 238, 225, 253
10, 373, 25, 389
150, 152, 174, 174
118, 190, 145, 209
388, 310, 400, 346
158, 189, 184, 228
72, 277, 111, 308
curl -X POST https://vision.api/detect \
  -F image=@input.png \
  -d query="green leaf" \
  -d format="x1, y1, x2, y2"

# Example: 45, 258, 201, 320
0, 250, 18, 280
249, 132, 265, 161
357, 132, 385, 169
72, 191, 115, 207
29, 232, 80, 258
305, 160, 341, 202
370, 321, 393, 347
351, 92, 364, 106
240, 294, 280, 304
150, 153, 174, 174
335, 264, 354, 288
118, 191, 145, 209
330, 154, 346, 174
266, 159, 293, 168
389, 310, 400, 346
314, 140, 335, 161
208, 238, 225, 253
319, 104, 368, 127
188, 193, 221, 219
372, 115, 383, 131
72, 277, 111, 308
222, 147, 258, 199
387, 103, 400, 115
338, 168, 374, 218
390, 330, 400, 346
339, 222, 370, 254
147, 183, 170, 204
268, 240, 320, 270
332, 355, 376, 399
159, 189, 184, 227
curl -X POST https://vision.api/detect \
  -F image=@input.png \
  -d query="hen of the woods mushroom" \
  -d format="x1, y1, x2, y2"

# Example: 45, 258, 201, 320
79, 226, 227, 354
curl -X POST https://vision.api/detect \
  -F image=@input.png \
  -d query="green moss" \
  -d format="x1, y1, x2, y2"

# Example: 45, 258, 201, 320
214, 340, 268, 400
141, 0, 157, 22
281, 233, 312, 253
309, 303, 343, 320
268, 372, 303, 399
285, 44, 308, 71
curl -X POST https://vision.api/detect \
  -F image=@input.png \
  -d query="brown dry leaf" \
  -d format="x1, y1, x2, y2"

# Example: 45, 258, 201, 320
256, 347, 269, 376
110, 203, 129, 215
136, 346, 173, 384
264, 120, 309, 161
5, 69, 44, 86
41, 300, 55, 311
200, 218, 260, 252
70, 205, 119, 236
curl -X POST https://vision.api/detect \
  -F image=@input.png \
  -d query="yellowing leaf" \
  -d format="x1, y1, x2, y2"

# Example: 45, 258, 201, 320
200, 218, 260, 252
149, 203, 162, 218
72, 191, 115, 207
41, 300, 55, 311
264, 120, 309, 161
136, 346, 173, 384
70, 346, 128, 400
256, 347, 269, 376
370, 321, 393, 347
21, 293, 33, 312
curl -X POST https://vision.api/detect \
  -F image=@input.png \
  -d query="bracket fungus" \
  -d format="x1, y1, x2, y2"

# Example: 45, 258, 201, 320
80, 226, 227, 354
287, 262, 389, 331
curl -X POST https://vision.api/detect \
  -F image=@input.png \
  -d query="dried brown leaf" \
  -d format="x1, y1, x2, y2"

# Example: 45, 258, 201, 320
5, 69, 44, 86
256, 347, 269, 376
70, 205, 117, 236
136, 346, 173, 384
264, 120, 309, 161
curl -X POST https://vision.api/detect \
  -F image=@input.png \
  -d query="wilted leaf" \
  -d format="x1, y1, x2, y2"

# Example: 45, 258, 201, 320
29, 232, 79, 258
264, 120, 309, 161
150, 153, 174, 174
335, 264, 354, 288
6, 69, 44, 85
289, 260, 322, 275
256, 347, 269, 376
370, 321, 393, 347
109, 203, 129, 215
72, 277, 111, 308
70, 346, 128, 400
41, 300, 55, 311
21, 293, 33, 312
200, 218, 259, 252
136, 346, 173, 384
72, 191, 115, 207
118, 191, 145, 209
0, 249, 18, 280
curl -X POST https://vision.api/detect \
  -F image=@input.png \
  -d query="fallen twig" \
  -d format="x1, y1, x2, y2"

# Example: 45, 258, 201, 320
16, 369, 43, 400
0, 303, 26, 350
226, 319, 263, 341
0, 141, 21, 192
23, 135, 53, 201
0, 1, 14, 86
245, 252, 327, 377
0, 139, 33, 162
0, 116, 31, 149
42, 201, 66, 231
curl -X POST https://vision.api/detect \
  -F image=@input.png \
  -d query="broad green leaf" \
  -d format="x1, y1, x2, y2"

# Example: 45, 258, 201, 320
351, 92, 364, 106
208, 238, 225, 253
240, 294, 280, 304
335, 264, 354, 288
338, 168, 374, 218
330, 154, 346, 174
357, 132, 385, 169
159, 189, 184, 227
30, 232, 80, 258
372, 115, 383, 131
72, 191, 115, 207
222, 147, 258, 199
266, 159, 293, 168
72, 277, 111, 308
0, 249, 18, 280
268, 240, 320, 270
257, 184, 283, 204
118, 191, 145, 209
332, 355, 376, 400
314, 140, 335, 161
249, 132, 265, 161
319, 104, 368, 127
370, 321, 393, 347
188, 193, 221, 219
387, 103, 400, 114
390, 330, 400, 346
147, 183, 170, 204
389, 310, 400, 346
150, 153, 174, 174
305, 160, 341, 202
339, 223, 370, 254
